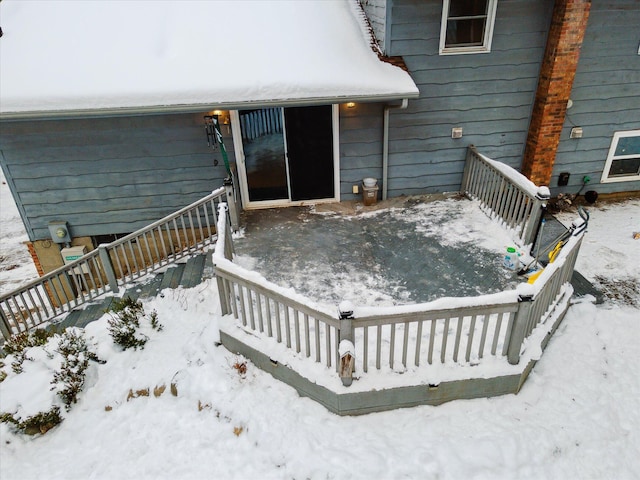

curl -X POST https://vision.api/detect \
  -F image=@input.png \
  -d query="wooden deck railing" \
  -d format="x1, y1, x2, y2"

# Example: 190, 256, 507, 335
0, 183, 239, 340
214, 205, 585, 381
348, 299, 519, 372
214, 205, 340, 369
462, 145, 550, 247
213, 150, 586, 385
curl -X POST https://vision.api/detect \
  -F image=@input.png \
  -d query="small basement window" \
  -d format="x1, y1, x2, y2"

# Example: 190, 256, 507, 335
601, 130, 640, 183
439, 0, 498, 55
93, 233, 132, 245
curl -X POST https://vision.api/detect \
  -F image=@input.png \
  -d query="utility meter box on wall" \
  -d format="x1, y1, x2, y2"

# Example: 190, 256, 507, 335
48, 221, 71, 244
61, 246, 89, 274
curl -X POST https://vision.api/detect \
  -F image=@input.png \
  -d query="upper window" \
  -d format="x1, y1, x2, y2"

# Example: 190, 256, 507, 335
439, 0, 498, 55
601, 130, 640, 183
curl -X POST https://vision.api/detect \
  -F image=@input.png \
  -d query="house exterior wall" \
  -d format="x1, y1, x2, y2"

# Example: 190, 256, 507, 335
552, 1, 640, 195
2, 1, 638, 255
385, 0, 553, 195
338, 102, 385, 200
0, 113, 233, 242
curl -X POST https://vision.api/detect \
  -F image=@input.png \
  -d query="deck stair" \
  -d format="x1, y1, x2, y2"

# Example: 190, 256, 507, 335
49, 252, 214, 334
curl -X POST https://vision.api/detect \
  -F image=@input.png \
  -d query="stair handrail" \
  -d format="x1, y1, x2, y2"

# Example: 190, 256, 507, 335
1, 186, 233, 340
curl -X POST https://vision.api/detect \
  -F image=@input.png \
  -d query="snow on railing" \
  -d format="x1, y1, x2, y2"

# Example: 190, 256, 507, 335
214, 217, 584, 382
213, 150, 586, 388
507, 223, 585, 362
462, 145, 550, 247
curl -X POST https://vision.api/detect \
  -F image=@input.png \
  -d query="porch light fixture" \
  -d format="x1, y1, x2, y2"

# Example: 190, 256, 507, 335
213, 110, 230, 125
204, 115, 218, 148
346, 102, 356, 109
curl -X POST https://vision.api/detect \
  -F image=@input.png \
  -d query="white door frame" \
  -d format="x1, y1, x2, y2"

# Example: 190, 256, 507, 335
230, 105, 341, 210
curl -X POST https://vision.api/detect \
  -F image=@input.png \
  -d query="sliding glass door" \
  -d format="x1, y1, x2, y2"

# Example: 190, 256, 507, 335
239, 108, 289, 202
236, 105, 336, 207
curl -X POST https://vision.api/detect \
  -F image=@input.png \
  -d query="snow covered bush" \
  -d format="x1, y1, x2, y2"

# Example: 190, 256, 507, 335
107, 296, 162, 350
1, 332, 61, 435
3, 328, 53, 374
0, 407, 62, 435
3, 328, 52, 355
51, 328, 103, 410
1, 327, 100, 435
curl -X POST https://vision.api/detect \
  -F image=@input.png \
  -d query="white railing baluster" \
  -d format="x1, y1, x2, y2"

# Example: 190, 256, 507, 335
247, 290, 256, 330
415, 320, 423, 366
256, 294, 264, 333
304, 313, 310, 357
478, 314, 490, 359
274, 301, 282, 343
238, 286, 247, 326
294, 310, 301, 353
428, 318, 437, 365
285, 306, 291, 348
265, 298, 273, 337
315, 318, 321, 363
466, 315, 477, 362
441, 317, 450, 363
363, 326, 369, 372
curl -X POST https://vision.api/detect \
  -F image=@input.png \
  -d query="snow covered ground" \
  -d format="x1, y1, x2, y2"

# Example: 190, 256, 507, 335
1, 166, 639, 478
0, 173, 37, 295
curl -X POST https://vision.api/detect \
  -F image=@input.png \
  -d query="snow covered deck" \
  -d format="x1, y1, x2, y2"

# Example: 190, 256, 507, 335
213, 152, 588, 413
234, 195, 529, 307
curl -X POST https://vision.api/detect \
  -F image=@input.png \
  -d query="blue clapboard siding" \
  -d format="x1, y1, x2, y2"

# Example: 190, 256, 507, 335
552, 1, 640, 195
0, 113, 233, 241
385, 0, 553, 196
339, 103, 385, 200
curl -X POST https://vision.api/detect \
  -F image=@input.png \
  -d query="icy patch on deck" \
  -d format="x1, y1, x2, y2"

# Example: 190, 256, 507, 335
235, 197, 523, 308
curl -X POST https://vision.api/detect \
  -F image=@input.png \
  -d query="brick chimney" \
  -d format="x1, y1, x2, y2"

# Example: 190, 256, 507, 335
521, 0, 591, 186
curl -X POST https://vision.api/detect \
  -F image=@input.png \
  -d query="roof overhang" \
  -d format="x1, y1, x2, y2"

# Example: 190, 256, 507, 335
0, 92, 418, 121
0, 0, 418, 121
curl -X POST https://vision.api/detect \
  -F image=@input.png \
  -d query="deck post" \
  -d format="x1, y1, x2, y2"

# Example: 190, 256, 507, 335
224, 214, 234, 260
338, 302, 355, 386
98, 245, 120, 294
507, 294, 534, 364
338, 301, 354, 344
461, 145, 476, 195
224, 177, 240, 233
522, 187, 551, 246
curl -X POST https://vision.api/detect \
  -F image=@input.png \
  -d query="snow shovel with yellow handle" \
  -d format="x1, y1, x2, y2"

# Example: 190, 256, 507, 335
527, 207, 589, 284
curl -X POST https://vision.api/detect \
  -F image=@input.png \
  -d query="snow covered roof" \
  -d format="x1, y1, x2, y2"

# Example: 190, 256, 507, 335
0, 0, 418, 118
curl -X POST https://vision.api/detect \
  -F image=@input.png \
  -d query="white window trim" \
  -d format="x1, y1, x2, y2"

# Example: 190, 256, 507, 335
600, 129, 640, 183
439, 0, 498, 55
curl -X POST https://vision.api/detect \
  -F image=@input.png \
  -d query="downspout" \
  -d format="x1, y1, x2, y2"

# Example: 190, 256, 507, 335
382, 98, 408, 201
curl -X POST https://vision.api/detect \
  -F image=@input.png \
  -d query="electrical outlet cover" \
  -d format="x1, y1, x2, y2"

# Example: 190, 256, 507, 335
558, 172, 570, 186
